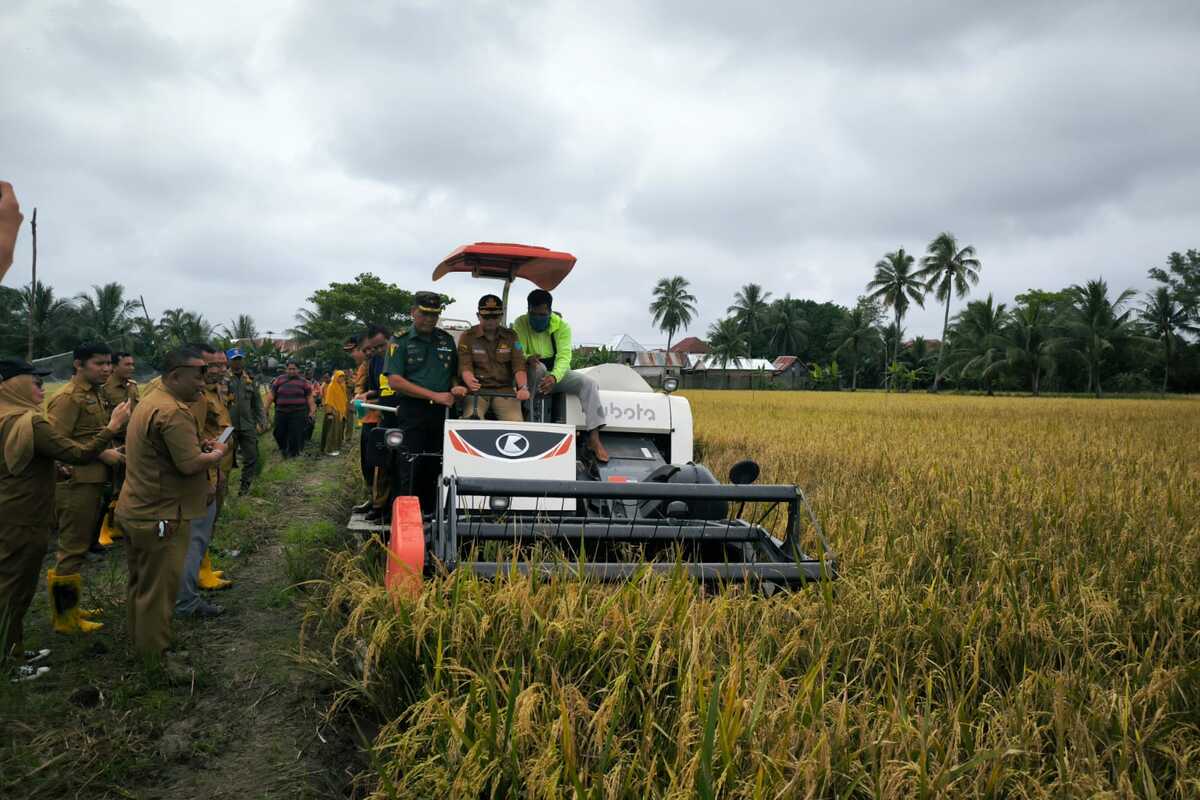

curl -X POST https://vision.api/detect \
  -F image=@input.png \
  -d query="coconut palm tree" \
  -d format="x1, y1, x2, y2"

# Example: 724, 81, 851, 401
765, 295, 808, 358
1061, 279, 1138, 398
19, 281, 72, 358
727, 284, 773, 357
828, 303, 877, 391
222, 313, 258, 344
994, 300, 1057, 395
157, 308, 213, 348
648, 276, 698, 353
75, 282, 138, 345
866, 248, 924, 390
707, 317, 748, 388
949, 294, 1009, 396
918, 232, 982, 392
1139, 286, 1194, 395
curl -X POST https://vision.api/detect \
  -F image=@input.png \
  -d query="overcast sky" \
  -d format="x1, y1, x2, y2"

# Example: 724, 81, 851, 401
3, 0, 1199, 346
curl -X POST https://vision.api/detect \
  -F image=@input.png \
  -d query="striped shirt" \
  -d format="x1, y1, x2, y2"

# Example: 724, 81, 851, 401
270, 376, 311, 410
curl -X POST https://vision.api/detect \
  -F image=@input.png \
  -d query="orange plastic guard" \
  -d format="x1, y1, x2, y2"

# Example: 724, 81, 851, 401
386, 496, 425, 597
432, 242, 576, 290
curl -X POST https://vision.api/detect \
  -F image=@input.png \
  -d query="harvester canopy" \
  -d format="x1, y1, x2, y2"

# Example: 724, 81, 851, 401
432, 242, 576, 290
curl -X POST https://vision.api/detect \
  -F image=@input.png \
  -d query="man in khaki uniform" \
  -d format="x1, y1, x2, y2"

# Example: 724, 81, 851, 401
96, 351, 139, 547
115, 347, 226, 658
175, 345, 234, 617
100, 352, 140, 416
46, 343, 123, 590
225, 348, 264, 495
459, 295, 530, 421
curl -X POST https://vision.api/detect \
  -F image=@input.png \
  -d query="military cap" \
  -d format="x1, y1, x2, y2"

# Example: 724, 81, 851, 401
414, 291, 445, 313
477, 294, 504, 317
0, 357, 52, 381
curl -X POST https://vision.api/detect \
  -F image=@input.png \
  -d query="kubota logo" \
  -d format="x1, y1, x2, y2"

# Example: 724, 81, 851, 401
606, 401, 656, 422
495, 433, 530, 457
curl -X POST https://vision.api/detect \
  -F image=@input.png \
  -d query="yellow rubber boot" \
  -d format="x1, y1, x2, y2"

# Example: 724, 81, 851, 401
198, 554, 232, 591
98, 504, 124, 546
47, 570, 104, 634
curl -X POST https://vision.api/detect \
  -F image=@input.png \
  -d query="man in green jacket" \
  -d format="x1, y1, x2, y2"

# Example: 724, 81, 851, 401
511, 289, 608, 462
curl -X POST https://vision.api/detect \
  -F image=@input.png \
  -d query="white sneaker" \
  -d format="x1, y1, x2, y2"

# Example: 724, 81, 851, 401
23, 648, 51, 664
10, 664, 50, 683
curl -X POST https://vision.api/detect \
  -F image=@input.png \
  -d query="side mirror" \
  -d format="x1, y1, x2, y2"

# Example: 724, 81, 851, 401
662, 377, 679, 394
728, 459, 760, 485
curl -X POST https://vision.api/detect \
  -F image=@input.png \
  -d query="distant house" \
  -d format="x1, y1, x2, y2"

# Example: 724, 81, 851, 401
606, 334, 646, 366
771, 356, 806, 377
670, 336, 710, 355
633, 350, 689, 383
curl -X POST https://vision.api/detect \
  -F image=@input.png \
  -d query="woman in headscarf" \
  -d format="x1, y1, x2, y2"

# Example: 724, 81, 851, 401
320, 369, 349, 456
0, 358, 130, 682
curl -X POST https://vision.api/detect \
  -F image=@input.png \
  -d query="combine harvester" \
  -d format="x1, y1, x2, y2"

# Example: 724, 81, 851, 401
351, 243, 836, 594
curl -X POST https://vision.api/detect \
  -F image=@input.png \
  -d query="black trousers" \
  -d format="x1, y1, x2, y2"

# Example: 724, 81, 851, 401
274, 409, 308, 458
392, 403, 446, 515
359, 422, 377, 484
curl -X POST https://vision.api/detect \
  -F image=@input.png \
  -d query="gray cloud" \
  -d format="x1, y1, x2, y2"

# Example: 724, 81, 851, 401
2, 0, 1198, 347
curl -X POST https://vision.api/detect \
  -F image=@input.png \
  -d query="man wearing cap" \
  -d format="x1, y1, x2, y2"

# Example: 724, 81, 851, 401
384, 291, 466, 513
1, 358, 129, 680
95, 351, 139, 547
226, 348, 265, 495
512, 289, 609, 462
175, 346, 234, 618
458, 295, 530, 422
45, 343, 128, 628
117, 347, 227, 659
267, 361, 315, 458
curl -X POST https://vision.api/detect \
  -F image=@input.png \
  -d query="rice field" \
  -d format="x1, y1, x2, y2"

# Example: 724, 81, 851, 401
308, 391, 1200, 798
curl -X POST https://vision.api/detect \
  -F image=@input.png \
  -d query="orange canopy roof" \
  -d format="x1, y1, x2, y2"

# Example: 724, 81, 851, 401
432, 242, 576, 290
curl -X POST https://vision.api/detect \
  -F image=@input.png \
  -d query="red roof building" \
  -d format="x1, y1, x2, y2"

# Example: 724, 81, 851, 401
669, 336, 709, 354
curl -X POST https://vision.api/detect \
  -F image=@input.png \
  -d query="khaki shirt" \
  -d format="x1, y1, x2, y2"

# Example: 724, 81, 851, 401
46, 375, 112, 483
100, 374, 140, 412
116, 386, 209, 522
0, 415, 114, 526
203, 383, 236, 475
457, 325, 524, 389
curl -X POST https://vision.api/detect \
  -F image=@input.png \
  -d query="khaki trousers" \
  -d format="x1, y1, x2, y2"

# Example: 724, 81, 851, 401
55, 480, 106, 574
463, 395, 523, 422
118, 515, 192, 658
0, 523, 49, 658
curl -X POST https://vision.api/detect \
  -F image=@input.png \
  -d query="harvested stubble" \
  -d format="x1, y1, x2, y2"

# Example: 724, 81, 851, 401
309, 391, 1200, 798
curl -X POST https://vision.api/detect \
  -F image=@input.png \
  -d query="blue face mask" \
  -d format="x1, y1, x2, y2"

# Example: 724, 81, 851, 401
529, 313, 551, 332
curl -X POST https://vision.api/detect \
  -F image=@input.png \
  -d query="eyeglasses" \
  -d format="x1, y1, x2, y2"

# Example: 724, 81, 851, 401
171, 364, 209, 376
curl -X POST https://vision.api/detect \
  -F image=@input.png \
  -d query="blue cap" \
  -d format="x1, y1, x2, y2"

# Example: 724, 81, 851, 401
226, 348, 245, 360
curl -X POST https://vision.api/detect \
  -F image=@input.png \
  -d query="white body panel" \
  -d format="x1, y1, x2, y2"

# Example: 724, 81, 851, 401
442, 419, 576, 511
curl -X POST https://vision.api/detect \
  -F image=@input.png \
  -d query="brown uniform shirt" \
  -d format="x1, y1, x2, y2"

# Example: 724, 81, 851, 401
100, 374, 140, 412
457, 325, 524, 389
0, 416, 114, 526
116, 386, 209, 522
45, 375, 112, 483
202, 383, 236, 476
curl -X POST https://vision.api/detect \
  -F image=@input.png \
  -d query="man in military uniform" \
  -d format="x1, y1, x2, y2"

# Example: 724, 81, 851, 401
95, 351, 139, 547
384, 292, 465, 514
226, 348, 265, 495
459, 295, 530, 421
46, 344, 125, 611
116, 347, 227, 659
176, 346, 234, 617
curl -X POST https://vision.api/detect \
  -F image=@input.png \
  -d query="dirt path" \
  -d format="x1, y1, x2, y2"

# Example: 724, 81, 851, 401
1, 437, 358, 800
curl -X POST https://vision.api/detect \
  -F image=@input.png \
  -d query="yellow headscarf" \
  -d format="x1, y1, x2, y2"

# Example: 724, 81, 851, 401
324, 370, 348, 416
0, 374, 42, 475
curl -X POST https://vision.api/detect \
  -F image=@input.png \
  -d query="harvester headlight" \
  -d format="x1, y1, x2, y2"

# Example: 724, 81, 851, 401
662, 377, 679, 394
489, 496, 510, 513
384, 429, 405, 449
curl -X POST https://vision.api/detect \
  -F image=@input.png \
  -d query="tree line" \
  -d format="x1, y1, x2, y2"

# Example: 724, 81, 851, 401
649, 239, 1200, 395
